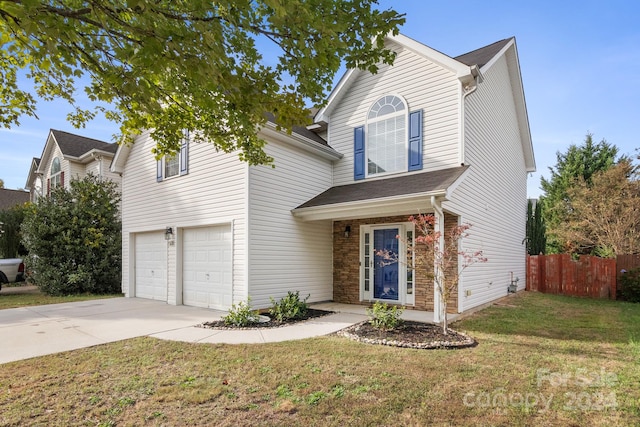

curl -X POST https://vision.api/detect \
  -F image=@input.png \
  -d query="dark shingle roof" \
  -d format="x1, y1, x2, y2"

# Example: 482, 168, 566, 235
296, 166, 468, 209
264, 112, 329, 147
51, 129, 117, 157
454, 38, 513, 68
0, 189, 30, 211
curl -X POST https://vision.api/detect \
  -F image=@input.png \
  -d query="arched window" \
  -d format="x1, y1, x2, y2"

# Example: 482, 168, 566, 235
366, 95, 407, 176
51, 157, 62, 188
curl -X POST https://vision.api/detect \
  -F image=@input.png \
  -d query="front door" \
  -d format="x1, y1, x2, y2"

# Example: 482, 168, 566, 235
373, 228, 399, 300
361, 223, 414, 305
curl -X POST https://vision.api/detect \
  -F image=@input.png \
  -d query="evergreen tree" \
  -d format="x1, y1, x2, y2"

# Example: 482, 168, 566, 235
525, 199, 546, 255
540, 133, 621, 253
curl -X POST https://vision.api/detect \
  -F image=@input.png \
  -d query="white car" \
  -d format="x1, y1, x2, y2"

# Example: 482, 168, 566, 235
0, 258, 25, 290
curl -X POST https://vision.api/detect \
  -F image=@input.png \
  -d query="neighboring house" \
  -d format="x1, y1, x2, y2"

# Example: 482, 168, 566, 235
0, 188, 29, 211
25, 129, 121, 201
111, 34, 535, 320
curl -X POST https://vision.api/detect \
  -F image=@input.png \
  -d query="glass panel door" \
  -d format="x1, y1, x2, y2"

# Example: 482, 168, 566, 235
373, 228, 399, 300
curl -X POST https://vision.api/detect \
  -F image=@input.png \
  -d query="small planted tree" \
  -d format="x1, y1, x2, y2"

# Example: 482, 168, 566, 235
378, 214, 487, 335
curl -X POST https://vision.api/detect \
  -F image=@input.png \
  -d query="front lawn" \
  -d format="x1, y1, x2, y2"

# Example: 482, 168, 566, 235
0, 286, 122, 310
0, 292, 638, 426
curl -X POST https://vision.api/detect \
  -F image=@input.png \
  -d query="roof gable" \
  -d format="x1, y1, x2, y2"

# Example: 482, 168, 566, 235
50, 129, 116, 158
454, 38, 513, 69
471, 38, 535, 172
24, 157, 41, 190
314, 33, 478, 124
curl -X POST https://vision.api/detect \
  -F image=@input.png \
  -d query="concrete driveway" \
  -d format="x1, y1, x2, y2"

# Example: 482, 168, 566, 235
0, 297, 367, 365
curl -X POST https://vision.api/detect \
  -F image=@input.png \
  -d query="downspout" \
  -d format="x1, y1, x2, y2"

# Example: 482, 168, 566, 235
92, 152, 104, 180
431, 195, 445, 323
459, 65, 481, 166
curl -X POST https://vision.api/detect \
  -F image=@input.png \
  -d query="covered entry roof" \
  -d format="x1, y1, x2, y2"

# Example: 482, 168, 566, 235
292, 166, 468, 221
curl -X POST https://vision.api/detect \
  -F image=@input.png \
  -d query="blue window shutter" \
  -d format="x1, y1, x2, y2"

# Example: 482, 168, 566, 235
354, 126, 365, 180
157, 159, 163, 182
408, 110, 423, 171
179, 130, 189, 175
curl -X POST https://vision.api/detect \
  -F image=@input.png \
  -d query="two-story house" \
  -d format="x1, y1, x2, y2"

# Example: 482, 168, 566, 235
25, 129, 121, 201
111, 34, 535, 320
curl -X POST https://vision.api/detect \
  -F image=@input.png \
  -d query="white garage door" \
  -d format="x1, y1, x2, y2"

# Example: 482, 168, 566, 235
183, 225, 232, 309
134, 231, 167, 301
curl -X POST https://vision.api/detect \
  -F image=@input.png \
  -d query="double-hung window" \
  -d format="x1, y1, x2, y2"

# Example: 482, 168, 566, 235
157, 130, 190, 182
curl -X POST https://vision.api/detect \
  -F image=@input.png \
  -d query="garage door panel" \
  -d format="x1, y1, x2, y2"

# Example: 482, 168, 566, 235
183, 225, 232, 310
134, 231, 167, 301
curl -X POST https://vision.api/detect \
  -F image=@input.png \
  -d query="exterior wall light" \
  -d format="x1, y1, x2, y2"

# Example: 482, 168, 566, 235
165, 227, 174, 241
344, 225, 351, 238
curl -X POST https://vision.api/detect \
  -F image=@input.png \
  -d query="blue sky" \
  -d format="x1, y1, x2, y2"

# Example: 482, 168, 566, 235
1, 1, 638, 197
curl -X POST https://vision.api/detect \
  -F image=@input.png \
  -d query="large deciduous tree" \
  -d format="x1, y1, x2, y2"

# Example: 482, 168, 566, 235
554, 161, 640, 257
21, 175, 121, 295
540, 133, 622, 253
0, 1, 405, 163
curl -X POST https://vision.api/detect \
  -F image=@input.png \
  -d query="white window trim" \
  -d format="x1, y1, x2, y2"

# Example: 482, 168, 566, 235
158, 130, 189, 181
50, 157, 62, 188
365, 93, 409, 178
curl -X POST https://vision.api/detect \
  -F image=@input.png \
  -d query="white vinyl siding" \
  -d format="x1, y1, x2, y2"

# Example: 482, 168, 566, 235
329, 40, 461, 186
120, 130, 247, 306
68, 161, 85, 182
443, 52, 528, 312
247, 136, 334, 309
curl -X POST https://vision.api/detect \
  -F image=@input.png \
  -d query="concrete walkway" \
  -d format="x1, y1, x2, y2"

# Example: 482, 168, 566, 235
0, 293, 454, 365
0, 297, 367, 365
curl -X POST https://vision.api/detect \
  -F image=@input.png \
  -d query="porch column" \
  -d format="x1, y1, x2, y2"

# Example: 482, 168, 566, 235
431, 196, 445, 323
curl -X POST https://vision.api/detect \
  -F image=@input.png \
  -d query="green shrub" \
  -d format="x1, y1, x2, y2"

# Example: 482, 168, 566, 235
269, 291, 309, 322
619, 268, 640, 303
366, 301, 404, 330
0, 203, 28, 258
21, 175, 121, 295
222, 299, 260, 327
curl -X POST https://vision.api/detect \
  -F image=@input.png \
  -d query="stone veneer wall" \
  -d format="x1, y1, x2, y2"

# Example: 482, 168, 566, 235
333, 213, 459, 313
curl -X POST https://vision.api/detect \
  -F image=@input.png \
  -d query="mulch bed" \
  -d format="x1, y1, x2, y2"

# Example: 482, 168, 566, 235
198, 308, 334, 330
337, 320, 477, 350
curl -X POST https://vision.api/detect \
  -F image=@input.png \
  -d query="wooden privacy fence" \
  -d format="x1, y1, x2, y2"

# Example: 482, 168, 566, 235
617, 254, 640, 276
527, 254, 617, 299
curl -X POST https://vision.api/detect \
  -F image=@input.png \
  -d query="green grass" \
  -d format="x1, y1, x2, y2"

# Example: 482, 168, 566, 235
0, 286, 122, 310
0, 292, 638, 426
